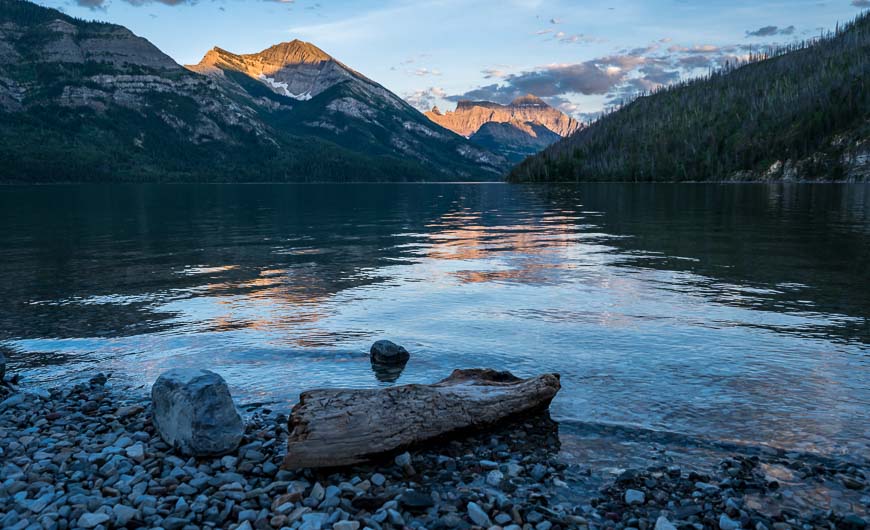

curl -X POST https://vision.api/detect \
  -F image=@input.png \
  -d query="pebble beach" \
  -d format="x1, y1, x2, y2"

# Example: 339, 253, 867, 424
1, 374, 868, 530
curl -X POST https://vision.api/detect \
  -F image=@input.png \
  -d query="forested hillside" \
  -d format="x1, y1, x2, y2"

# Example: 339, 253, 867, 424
509, 13, 870, 183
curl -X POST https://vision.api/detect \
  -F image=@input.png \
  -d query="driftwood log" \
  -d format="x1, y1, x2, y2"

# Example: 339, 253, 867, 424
282, 369, 561, 469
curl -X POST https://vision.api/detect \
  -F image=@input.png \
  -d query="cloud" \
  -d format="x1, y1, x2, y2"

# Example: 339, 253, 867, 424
852, 0, 870, 7
411, 68, 441, 77
745, 25, 796, 37
447, 37, 758, 110
404, 87, 446, 110
447, 54, 651, 104
481, 68, 507, 79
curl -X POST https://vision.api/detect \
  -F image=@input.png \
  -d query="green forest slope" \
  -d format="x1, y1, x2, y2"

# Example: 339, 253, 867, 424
509, 13, 870, 183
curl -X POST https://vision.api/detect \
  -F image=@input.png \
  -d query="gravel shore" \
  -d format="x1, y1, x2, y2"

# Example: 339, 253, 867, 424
1, 374, 867, 530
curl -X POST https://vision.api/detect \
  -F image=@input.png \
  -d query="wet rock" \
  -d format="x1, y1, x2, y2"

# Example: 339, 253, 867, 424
150, 369, 244, 456
369, 340, 410, 364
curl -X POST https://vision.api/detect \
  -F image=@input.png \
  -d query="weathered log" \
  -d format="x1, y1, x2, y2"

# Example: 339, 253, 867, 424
282, 368, 561, 469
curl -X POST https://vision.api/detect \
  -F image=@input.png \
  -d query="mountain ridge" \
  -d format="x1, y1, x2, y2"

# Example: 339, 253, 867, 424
426, 94, 581, 138
0, 0, 506, 182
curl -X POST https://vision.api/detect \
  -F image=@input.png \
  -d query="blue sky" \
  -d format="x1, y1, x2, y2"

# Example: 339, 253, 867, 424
39, 0, 867, 119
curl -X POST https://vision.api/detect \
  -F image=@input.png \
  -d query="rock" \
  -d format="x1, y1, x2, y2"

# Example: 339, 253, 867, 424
486, 470, 504, 487
150, 369, 244, 456
395, 452, 412, 467
625, 489, 645, 505
77, 512, 110, 528
126, 443, 145, 462
719, 513, 741, 530
530, 463, 548, 481
370, 340, 410, 364
371, 473, 386, 487
842, 514, 867, 530
399, 490, 434, 511
467, 502, 492, 527
333, 522, 360, 530
112, 504, 139, 526
480, 460, 500, 470
655, 516, 678, 530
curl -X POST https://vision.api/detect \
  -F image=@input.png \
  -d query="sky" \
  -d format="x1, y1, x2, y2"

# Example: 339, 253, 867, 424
37, 0, 869, 120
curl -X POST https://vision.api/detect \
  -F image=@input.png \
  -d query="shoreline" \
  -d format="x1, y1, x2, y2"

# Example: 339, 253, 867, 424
1, 375, 868, 530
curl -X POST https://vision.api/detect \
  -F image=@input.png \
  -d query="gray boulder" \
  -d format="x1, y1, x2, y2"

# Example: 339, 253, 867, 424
370, 340, 410, 364
151, 369, 244, 456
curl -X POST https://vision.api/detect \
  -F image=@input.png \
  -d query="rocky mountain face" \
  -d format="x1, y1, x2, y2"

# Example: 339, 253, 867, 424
187, 40, 506, 177
0, 0, 505, 182
189, 41, 363, 101
469, 121, 561, 162
425, 95, 581, 161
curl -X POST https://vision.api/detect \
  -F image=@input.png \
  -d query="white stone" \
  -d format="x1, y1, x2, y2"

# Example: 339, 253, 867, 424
150, 369, 244, 456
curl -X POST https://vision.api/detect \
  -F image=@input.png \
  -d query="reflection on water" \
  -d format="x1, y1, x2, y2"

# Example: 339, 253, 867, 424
0, 183, 868, 457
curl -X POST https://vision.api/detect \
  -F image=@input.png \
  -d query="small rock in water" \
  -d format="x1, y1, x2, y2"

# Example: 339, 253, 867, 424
370, 340, 410, 364
467, 501, 492, 527
150, 368, 244, 456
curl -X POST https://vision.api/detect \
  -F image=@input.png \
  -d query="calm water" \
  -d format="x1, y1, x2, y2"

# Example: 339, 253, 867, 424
1, 183, 868, 457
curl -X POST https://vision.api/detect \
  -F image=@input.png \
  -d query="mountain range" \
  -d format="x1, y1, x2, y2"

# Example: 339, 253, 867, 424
425, 95, 582, 162
0, 0, 506, 182
510, 13, 870, 183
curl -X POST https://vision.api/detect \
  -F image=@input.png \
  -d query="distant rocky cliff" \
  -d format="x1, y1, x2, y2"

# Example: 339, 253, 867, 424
425, 95, 581, 162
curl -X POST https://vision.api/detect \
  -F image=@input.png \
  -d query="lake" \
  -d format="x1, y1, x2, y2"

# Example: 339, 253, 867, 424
1, 183, 868, 458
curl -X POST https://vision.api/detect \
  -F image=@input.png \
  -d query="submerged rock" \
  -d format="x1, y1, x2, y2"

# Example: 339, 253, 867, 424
370, 340, 410, 364
151, 369, 244, 456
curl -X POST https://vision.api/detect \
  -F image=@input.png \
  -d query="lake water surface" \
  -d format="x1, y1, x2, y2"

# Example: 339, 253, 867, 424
1, 183, 868, 458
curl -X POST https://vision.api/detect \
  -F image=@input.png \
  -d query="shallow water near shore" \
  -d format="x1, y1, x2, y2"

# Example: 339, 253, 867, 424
1, 183, 868, 459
